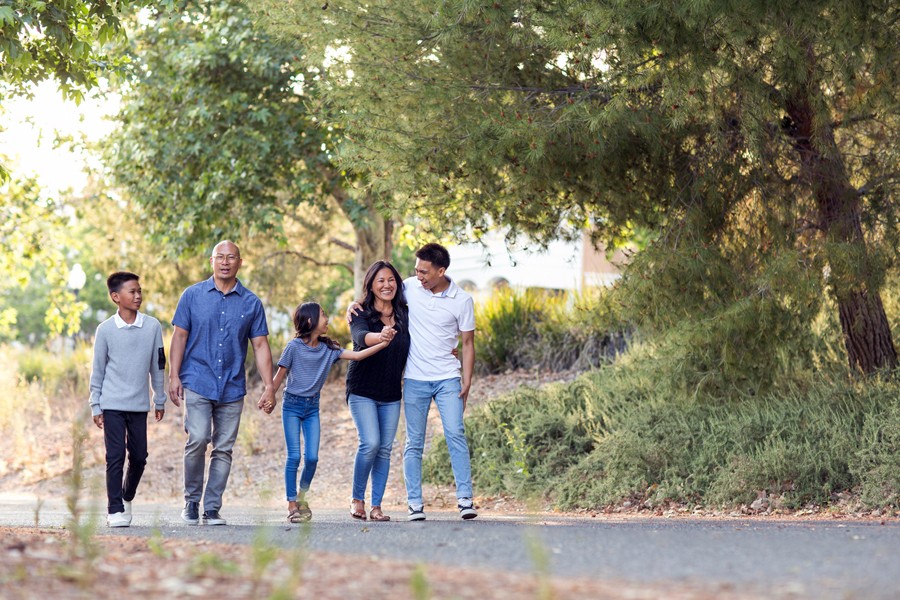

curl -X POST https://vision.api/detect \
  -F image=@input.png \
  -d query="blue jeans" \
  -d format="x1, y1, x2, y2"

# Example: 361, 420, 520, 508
282, 391, 321, 501
183, 388, 244, 513
348, 394, 401, 507
403, 377, 473, 506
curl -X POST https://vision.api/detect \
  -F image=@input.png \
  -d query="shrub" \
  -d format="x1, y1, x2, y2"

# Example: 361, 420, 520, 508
474, 287, 628, 375
16, 343, 92, 398
425, 345, 900, 510
850, 393, 900, 507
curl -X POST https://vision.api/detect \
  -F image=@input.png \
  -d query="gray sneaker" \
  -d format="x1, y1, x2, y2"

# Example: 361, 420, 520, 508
408, 505, 426, 522
181, 501, 199, 525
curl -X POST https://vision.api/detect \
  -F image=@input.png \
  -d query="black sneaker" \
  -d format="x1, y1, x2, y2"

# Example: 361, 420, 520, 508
408, 505, 426, 522
202, 510, 227, 526
181, 501, 199, 525
458, 498, 478, 520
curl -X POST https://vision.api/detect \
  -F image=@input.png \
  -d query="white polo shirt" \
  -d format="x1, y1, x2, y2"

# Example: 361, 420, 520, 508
403, 276, 475, 381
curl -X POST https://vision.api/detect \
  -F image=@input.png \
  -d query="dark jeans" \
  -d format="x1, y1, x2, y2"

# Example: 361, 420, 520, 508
103, 410, 148, 514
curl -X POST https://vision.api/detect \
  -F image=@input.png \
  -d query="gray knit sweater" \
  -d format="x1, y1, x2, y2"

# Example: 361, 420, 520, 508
89, 312, 167, 416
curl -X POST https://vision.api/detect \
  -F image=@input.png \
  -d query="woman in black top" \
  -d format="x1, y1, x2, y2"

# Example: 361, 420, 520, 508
345, 260, 410, 521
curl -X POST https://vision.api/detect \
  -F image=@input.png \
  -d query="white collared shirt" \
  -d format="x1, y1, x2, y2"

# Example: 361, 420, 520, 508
113, 310, 145, 329
403, 276, 475, 381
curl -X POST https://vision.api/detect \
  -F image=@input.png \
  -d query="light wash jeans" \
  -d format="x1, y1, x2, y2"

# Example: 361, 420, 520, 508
282, 391, 321, 501
402, 377, 473, 507
348, 393, 401, 507
183, 388, 244, 513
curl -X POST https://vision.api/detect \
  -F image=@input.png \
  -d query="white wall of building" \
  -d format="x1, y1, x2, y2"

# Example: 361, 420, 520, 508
447, 232, 621, 294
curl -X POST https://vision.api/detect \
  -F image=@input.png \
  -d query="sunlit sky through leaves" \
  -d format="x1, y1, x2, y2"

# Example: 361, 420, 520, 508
1, 81, 118, 197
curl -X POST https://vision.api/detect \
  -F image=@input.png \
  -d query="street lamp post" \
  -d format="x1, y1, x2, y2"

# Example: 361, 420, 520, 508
67, 263, 87, 299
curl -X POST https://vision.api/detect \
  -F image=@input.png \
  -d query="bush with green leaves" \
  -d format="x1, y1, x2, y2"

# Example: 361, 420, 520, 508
425, 345, 900, 510
474, 287, 628, 375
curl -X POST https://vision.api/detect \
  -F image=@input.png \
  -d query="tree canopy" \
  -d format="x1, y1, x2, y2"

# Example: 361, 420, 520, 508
256, 0, 898, 376
105, 0, 398, 295
0, 0, 152, 102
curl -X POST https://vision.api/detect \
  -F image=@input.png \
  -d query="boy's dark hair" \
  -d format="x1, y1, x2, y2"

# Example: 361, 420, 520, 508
107, 271, 140, 294
415, 243, 451, 269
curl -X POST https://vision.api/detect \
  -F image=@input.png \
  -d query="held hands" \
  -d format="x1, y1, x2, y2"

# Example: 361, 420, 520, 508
257, 385, 276, 414
379, 325, 396, 343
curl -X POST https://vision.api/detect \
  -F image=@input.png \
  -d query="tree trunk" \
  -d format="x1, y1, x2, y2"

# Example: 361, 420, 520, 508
332, 186, 393, 297
786, 90, 898, 374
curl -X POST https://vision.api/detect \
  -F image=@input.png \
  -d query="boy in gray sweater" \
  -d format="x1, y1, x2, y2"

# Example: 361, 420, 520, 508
89, 271, 167, 527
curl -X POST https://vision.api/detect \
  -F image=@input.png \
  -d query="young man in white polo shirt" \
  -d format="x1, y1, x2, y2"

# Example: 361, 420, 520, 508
402, 243, 477, 521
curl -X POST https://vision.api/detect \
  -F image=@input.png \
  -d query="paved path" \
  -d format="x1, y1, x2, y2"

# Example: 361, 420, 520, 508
2, 493, 898, 599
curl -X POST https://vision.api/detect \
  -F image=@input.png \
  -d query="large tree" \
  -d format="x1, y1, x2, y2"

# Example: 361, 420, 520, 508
256, 1, 898, 375
104, 1, 392, 295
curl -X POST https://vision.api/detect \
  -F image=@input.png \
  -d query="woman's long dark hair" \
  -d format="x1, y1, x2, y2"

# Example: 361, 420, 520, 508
357, 260, 407, 323
293, 302, 341, 349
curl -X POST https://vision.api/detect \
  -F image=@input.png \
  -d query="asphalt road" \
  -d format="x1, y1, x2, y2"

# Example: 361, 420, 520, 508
2, 493, 898, 599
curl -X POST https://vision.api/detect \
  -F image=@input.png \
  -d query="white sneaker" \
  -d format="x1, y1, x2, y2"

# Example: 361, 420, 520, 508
107, 512, 132, 527
123, 500, 132, 518
458, 498, 478, 520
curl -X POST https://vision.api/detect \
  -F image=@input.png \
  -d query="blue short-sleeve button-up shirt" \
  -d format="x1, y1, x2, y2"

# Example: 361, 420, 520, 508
172, 277, 269, 402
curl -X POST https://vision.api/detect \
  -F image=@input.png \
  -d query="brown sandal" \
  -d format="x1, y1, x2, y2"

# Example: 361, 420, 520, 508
350, 499, 367, 521
287, 509, 305, 524
369, 506, 390, 522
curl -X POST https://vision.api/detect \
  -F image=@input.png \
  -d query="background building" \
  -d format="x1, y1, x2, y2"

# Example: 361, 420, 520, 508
447, 231, 626, 297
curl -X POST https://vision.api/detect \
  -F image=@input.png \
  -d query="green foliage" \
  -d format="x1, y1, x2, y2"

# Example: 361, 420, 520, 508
850, 400, 900, 507
187, 552, 239, 577
0, 177, 88, 338
426, 343, 900, 509
409, 565, 430, 600
475, 288, 545, 372
104, 0, 390, 297
105, 0, 331, 257
256, 0, 899, 373
17, 343, 92, 397
0, 0, 150, 102
256, 0, 898, 244
475, 287, 627, 375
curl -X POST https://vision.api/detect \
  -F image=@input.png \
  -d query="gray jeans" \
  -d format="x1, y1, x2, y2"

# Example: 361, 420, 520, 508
183, 388, 244, 512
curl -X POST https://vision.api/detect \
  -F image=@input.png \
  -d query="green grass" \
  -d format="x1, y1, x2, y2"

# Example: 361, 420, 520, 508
425, 346, 900, 510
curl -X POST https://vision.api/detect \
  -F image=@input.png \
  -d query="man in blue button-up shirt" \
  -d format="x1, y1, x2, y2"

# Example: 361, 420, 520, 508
168, 240, 275, 526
